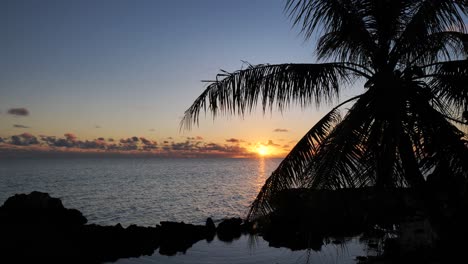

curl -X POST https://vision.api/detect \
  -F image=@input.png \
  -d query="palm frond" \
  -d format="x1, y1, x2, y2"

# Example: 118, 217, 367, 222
409, 95, 468, 190
308, 91, 376, 190
404, 32, 468, 66
286, 0, 376, 64
317, 31, 374, 66
181, 63, 360, 130
391, 0, 467, 65
247, 96, 361, 220
424, 60, 468, 117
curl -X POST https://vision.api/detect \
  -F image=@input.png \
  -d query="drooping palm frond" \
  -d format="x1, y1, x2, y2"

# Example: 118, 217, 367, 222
247, 105, 343, 219
391, 0, 467, 66
181, 63, 364, 130
308, 93, 376, 190
424, 59, 468, 119
247, 95, 361, 219
402, 32, 468, 66
409, 95, 468, 192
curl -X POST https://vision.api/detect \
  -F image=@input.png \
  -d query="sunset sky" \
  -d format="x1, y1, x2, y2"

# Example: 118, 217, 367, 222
1, 0, 361, 158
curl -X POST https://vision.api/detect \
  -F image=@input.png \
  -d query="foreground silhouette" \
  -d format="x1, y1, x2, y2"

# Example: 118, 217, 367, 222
182, 1, 468, 259
182, 0, 468, 221
0, 192, 252, 263
1, 191, 467, 262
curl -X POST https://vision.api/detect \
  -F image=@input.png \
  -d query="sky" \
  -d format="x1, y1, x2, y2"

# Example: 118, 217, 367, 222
1, 0, 359, 158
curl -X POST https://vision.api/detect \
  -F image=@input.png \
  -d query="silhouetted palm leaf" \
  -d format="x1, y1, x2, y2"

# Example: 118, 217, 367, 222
247, 96, 360, 218
181, 63, 362, 130
183, 0, 468, 220
426, 60, 468, 114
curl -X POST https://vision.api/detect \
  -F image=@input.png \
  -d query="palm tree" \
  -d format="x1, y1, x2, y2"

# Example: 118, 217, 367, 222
182, 0, 468, 220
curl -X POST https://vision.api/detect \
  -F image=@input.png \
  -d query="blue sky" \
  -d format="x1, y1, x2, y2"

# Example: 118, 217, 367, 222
0, 0, 352, 157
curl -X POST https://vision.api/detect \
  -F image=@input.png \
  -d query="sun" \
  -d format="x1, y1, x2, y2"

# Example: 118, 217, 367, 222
257, 146, 269, 156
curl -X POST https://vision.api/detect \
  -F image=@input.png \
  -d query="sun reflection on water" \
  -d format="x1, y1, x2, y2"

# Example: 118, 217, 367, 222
255, 157, 267, 193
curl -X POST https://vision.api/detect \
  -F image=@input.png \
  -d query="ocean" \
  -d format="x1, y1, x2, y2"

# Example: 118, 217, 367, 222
0, 157, 368, 263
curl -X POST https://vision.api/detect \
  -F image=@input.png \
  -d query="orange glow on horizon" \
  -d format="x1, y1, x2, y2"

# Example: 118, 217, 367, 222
256, 146, 270, 156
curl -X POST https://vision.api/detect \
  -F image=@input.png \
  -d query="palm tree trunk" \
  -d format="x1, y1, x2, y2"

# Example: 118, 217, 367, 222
375, 123, 398, 189
398, 131, 425, 189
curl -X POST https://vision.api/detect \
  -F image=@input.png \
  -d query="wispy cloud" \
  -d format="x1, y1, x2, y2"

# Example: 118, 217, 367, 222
13, 124, 30, 128
273, 128, 289, 132
226, 138, 240, 143
7, 108, 29, 116
265, 140, 280, 147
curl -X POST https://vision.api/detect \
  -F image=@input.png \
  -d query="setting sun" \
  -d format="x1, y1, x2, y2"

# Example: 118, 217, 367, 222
257, 146, 269, 156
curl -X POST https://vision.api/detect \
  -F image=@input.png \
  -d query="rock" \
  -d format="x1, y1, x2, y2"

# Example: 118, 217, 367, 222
0, 191, 87, 226
206, 217, 216, 230
205, 217, 216, 242
0, 191, 161, 263
2, 191, 64, 210
157, 221, 210, 255
216, 217, 242, 242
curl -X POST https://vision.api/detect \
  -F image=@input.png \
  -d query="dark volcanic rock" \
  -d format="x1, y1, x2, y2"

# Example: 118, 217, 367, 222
158, 221, 210, 255
0, 191, 220, 262
216, 217, 243, 241
0, 191, 87, 226
206, 217, 216, 231
205, 217, 216, 242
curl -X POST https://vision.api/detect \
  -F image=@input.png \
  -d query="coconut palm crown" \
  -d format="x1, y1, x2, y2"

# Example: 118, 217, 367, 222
182, 0, 468, 220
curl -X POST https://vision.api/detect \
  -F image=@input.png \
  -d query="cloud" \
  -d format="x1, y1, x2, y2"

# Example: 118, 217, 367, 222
149, 129, 156, 132
0, 132, 256, 158
266, 140, 280, 147
171, 141, 193, 151
226, 138, 240, 143
7, 108, 29, 116
13, 124, 30, 128
273, 128, 289, 132
120, 138, 133, 144
19, 132, 34, 139
80, 140, 107, 150
139, 137, 158, 151
186, 136, 204, 141
10, 133, 39, 146
43, 136, 74, 147
95, 125, 101, 129
64, 133, 77, 141
139, 137, 151, 145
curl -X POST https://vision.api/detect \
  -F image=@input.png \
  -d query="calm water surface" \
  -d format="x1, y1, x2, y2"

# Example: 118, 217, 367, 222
0, 157, 368, 263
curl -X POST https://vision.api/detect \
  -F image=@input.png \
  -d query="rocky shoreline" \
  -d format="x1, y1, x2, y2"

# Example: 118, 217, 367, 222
0, 191, 253, 263
1, 190, 467, 263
